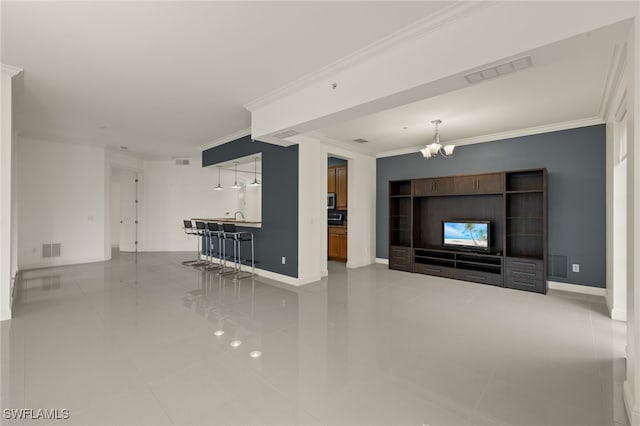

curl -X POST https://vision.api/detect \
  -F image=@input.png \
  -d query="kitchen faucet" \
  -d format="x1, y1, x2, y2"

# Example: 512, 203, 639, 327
234, 211, 245, 220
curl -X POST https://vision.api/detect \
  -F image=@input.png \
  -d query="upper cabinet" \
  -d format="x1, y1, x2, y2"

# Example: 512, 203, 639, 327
329, 165, 348, 210
328, 167, 336, 193
413, 173, 504, 196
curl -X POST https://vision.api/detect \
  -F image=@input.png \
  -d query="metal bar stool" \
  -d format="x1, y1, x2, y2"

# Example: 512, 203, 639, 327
203, 222, 223, 271
190, 221, 209, 268
182, 220, 200, 265
221, 223, 255, 280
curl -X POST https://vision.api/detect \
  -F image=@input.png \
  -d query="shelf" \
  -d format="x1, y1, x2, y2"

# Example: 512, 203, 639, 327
507, 217, 542, 220
508, 234, 543, 237
506, 190, 543, 194
456, 260, 501, 269
390, 195, 411, 198
391, 215, 409, 218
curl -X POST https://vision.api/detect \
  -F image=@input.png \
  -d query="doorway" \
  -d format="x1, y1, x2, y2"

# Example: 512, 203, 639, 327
327, 156, 348, 271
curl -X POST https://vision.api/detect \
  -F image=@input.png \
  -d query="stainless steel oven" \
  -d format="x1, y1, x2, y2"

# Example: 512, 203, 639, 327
327, 193, 336, 209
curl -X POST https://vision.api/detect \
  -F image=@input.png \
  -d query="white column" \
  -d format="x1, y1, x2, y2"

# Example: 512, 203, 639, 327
1, 64, 22, 322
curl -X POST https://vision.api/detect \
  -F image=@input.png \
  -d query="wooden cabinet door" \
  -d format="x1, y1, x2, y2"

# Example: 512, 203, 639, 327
339, 235, 348, 260
454, 173, 504, 194
328, 167, 336, 193
414, 177, 454, 196
336, 166, 348, 209
328, 233, 341, 259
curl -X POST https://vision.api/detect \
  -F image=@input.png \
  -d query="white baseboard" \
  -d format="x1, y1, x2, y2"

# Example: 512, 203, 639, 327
375, 258, 389, 265
18, 256, 109, 271
611, 308, 627, 322
199, 254, 301, 286
548, 280, 606, 297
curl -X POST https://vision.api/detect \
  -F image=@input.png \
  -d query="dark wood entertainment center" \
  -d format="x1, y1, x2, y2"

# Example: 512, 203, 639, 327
389, 169, 547, 294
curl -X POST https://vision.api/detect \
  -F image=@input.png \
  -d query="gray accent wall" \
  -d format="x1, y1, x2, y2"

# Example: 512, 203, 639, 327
376, 124, 606, 288
202, 136, 298, 278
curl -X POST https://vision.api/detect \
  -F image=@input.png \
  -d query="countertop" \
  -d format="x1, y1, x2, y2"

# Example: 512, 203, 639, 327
192, 218, 262, 228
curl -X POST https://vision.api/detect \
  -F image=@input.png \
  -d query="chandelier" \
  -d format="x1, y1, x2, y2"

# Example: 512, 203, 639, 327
420, 119, 455, 159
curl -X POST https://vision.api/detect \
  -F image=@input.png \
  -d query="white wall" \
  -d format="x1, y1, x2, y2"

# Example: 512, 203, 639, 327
17, 137, 107, 269
141, 159, 242, 251
1, 65, 21, 321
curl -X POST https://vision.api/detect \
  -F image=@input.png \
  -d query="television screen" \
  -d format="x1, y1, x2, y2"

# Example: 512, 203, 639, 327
443, 221, 490, 251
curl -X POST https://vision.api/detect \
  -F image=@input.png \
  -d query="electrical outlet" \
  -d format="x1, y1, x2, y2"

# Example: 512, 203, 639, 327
282, 257, 286, 265
572, 264, 580, 273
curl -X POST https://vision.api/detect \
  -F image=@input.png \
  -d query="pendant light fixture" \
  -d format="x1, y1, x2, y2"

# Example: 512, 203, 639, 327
250, 157, 261, 186
214, 166, 224, 191
231, 162, 242, 189
420, 119, 455, 159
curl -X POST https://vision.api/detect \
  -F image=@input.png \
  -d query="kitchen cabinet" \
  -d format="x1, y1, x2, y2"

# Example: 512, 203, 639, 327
328, 167, 336, 193
328, 226, 347, 262
328, 165, 348, 210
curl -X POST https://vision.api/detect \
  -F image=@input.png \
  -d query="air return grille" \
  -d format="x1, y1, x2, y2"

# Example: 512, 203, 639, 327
175, 159, 190, 166
464, 56, 533, 84
548, 254, 567, 278
42, 243, 61, 258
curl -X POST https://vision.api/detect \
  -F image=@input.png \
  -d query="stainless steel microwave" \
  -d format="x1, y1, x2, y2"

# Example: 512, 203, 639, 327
327, 193, 336, 209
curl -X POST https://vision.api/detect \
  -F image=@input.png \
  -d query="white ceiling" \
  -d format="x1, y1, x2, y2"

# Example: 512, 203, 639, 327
316, 20, 631, 156
1, 1, 451, 158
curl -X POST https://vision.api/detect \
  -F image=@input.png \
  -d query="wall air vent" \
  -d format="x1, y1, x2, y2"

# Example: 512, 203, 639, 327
175, 159, 190, 166
464, 56, 533, 84
42, 243, 61, 258
353, 138, 369, 143
272, 129, 299, 139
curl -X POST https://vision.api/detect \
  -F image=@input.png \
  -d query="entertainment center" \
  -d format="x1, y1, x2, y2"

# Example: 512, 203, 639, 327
389, 169, 547, 294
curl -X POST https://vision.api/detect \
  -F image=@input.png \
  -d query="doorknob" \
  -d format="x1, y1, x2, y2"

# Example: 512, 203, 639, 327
120, 221, 123, 224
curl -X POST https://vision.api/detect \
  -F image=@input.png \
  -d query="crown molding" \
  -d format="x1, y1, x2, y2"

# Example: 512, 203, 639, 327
599, 42, 627, 120
200, 127, 251, 152
375, 116, 604, 159
244, 1, 491, 112
1, 64, 23, 77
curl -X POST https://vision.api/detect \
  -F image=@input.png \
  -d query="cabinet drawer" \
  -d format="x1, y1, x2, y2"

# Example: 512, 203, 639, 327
329, 227, 347, 235
454, 269, 502, 286
505, 268, 544, 281
389, 246, 411, 271
505, 275, 545, 293
505, 257, 544, 272
413, 263, 454, 278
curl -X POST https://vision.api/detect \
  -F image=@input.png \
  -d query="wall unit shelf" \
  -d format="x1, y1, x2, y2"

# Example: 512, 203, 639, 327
388, 169, 547, 294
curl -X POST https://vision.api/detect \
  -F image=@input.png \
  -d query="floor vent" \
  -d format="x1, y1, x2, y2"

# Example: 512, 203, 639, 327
175, 159, 190, 165
42, 243, 61, 258
549, 254, 567, 278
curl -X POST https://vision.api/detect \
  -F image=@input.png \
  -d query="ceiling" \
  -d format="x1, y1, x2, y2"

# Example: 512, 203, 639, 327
315, 20, 631, 156
1, 1, 451, 159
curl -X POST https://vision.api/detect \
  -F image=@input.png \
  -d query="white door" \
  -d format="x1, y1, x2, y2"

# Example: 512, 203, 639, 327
119, 170, 139, 252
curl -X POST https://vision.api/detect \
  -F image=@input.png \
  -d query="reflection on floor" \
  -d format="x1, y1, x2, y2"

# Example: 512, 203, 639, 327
0, 252, 628, 425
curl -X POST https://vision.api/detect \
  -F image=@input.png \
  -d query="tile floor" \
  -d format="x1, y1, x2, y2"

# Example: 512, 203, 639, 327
0, 252, 628, 425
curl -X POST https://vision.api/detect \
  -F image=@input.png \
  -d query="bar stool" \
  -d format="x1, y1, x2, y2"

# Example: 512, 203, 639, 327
190, 221, 209, 268
182, 220, 200, 265
221, 223, 255, 280
203, 222, 223, 271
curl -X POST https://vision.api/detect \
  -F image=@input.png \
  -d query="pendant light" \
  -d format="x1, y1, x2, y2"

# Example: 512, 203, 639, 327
250, 157, 260, 186
214, 166, 224, 191
420, 119, 455, 159
231, 162, 242, 189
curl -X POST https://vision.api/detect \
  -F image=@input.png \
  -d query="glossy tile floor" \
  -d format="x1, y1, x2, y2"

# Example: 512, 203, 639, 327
0, 251, 627, 425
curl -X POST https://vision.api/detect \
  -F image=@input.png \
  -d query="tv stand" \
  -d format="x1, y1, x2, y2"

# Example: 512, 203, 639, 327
413, 248, 503, 286
388, 169, 547, 294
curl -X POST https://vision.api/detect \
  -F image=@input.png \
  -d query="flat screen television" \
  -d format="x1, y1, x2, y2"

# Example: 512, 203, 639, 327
442, 220, 490, 252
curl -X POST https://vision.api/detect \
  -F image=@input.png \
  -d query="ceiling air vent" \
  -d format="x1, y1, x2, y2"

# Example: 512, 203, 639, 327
464, 56, 533, 84
272, 129, 299, 139
175, 159, 190, 166
353, 138, 369, 144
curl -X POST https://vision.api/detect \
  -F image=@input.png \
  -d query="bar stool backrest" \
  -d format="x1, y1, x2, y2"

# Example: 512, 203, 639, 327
222, 223, 237, 234
207, 222, 218, 232
183, 220, 193, 229
195, 221, 206, 231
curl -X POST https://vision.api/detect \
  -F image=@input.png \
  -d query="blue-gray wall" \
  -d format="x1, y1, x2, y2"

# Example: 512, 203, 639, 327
377, 124, 606, 288
202, 136, 298, 278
